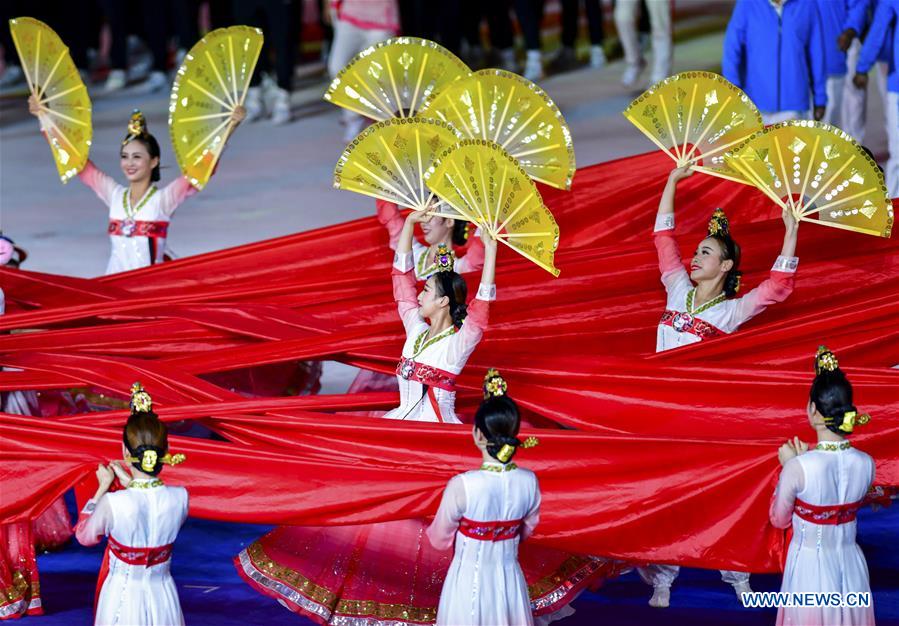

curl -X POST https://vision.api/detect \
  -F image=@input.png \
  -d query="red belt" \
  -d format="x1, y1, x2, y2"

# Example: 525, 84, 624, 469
108, 536, 174, 566
396, 358, 457, 391
794, 498, 864, 525
108, 219, 169, 238
659, 310, 724, 340
458, 517, 523, 541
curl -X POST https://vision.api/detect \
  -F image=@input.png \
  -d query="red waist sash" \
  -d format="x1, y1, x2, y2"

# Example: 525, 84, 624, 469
108, 219, 169, 238
108, 536, 174, 566
396, 357, 457, 391
794, 498, 864, 525
458, 517, 523, 541
659, 310, 724, 340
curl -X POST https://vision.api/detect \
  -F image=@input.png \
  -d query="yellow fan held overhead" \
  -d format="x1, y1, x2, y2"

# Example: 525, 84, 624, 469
10, 17, 92, 183
623, 71, 763, 185
726, 121, 893, 238
419, 69, 576, 190
425, 139, 561, 276
334, 117, 463, 211
324, 37, 471, 122
169, 25, 263, 190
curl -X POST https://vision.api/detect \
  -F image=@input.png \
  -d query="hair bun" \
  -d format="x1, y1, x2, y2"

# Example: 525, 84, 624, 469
451, 301, 468, 327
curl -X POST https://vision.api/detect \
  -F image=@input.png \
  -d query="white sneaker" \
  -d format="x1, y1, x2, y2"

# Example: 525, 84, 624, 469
649, 585, 671, 608
270, 87, 291, 125
621, 61, 645, 87
137, 71, 167, 94
0, 65, 25, 87
733, 581, 753, 603
104, 69, 127, 92
590, 45, 607, 69
498, 48, 517, 73
523, 50, 543, 82
650, 70, 669, 85
244, 86, 266, 122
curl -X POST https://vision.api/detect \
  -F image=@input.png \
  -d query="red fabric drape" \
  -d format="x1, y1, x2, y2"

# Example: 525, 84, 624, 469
1, 151, 896, 575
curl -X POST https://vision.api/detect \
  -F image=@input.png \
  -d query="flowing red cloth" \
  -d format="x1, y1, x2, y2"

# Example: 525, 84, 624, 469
0, 151, 897, 577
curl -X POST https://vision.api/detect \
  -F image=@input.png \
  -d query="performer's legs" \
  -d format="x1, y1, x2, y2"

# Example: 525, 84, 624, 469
637, 564, 679, 608
841, 39, 867, 142
720, 569, 752, 600
885, 91, 899, 197
645, 0, 671, 83
614, 0, 643, 86
823, 75, 844, 127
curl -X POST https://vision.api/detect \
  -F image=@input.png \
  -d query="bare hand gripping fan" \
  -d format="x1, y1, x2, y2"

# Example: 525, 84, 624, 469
324, 37, 471, 121
425, 140, 561, 276
623, 72, 763, 185
334, 117, 463, 211
10, 17, 92, 183
726, 121, 893, 238
169, 26, 263, 190
419, 69, 576, 190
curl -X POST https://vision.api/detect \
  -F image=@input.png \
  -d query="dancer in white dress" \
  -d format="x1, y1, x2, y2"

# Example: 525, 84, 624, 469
27, 102, 244, 275
385, 209, 497, 423
770, 346, 875, 626
75, 383, 188, 626
427, 370, 541, 626
641, 165, 801, 607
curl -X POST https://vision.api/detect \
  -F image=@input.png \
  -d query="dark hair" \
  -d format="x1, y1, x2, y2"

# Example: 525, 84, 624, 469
810, 368, 857, 437
433, 271, 468, 326
124, 410, 169, 475
474, 396, 522, 463
708, 233, 742, 298
123, 134, 162, 183
451, 220, 469, 246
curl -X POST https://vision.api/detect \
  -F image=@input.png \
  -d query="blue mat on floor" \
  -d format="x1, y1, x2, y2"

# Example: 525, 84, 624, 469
31, 493, 899, 625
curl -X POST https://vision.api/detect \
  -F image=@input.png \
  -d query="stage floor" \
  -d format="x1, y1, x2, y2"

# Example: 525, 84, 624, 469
30, 494, 899, 626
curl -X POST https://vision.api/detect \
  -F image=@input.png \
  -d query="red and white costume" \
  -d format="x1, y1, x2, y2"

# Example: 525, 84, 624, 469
75, 478, 188, 626
78, 161, 197, 275
770, 441, 875, 626
427, 461, 540, 626
654, 213, 798, 352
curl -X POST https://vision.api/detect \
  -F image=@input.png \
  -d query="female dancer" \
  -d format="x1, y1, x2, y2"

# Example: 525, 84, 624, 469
27, 101, 244, 274
771, 346, 875, 626
75, 383, 188, 626
427, 370, 540, 625
641, 165, 800, 607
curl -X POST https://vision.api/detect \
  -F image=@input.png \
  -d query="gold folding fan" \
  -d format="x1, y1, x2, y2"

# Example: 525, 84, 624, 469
623, 72, 763, 184
425, 140, 561, 276
10, 17, 92, 183
333, 117, 462, 210
419, 69, 575, 190
726, 121, 893, 237
324, 37, 471, 121
169, 25, 263, 190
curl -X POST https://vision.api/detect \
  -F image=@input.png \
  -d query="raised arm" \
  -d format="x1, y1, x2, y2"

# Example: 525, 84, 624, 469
74, 464, 115, 546
654, 167, 692, 292
426, 475, 466, 551
377, 199, 405, 250
393, 211, 428, 332
454, 229, 485, 274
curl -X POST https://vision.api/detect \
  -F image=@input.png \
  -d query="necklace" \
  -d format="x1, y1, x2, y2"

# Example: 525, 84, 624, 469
120, 186, 157, 236
481, 462, 517, 473
686, 288, 726, 315
815, 441, 851, 452
128, 478, 164, 489
412, 325, 456, 358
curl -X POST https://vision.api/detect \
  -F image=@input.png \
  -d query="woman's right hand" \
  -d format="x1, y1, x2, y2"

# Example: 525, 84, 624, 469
668, 165, 693, 183
96, 463, 115, 491
110, 461, 132, 488
27, 94, 41, 117
406, 210, 429, 225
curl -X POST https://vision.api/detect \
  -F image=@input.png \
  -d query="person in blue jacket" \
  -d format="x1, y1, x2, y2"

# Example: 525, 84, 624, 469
723, 0, 828, 124
816, 0, 869, 126
839, 0, 893, 141
853, 0, 898, 196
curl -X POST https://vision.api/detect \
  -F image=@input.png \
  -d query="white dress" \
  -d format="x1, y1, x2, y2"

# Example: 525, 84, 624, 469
427, 462, 541, 626
384, 250, 493, 423
75, 479, 189, 626
770, 442, 875, 626
78, 161, 196, 275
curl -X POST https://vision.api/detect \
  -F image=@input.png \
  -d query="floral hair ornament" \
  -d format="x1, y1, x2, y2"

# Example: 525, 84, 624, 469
483, 368, 508, 398
123, 109, 150, 146
125, 382, 186, 473
815, 345, 839, 375
130, 381, 153, 413
435, 243, 455, 272
707, 208, 730, 237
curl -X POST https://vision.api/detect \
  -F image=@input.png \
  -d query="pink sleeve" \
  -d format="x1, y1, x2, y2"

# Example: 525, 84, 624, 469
653, 231, 690, 292
769, 458, 805, 529
455, 237, 484, 274
426, 475, 466, 551
733, 270, 795, 326
392, 266, 423, 333
74, 496, 113, 547
377, 200, 404, 251
158, 176, 198, 218
521, 478, 541, 541
77, 161, 119, 206
455, 296, 488, 354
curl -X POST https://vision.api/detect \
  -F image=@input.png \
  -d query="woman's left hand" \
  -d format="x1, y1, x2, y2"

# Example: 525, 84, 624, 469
778, 441, 797, 466
230, 105, 247, 126
479, 227, 497, 249
782, 207, 799, 235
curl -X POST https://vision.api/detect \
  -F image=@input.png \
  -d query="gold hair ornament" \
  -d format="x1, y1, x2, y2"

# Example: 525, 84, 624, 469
123, 109, 149, 145
824, 410, 871, 434
496, 444, 515, 463
125, 452, 187, 472
815, 345, 839, 374
435, 243, 455, 272
130, 382, 153, 413
521, 436, 539, 449
483, 368, 508, 398
707, 208, 730, 237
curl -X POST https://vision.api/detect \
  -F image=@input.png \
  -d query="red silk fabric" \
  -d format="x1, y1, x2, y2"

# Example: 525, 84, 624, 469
1, 150, 897, 574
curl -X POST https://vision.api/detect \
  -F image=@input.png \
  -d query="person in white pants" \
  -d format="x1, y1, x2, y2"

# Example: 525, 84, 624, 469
327, 0, 399, 141
614, 0, 672, 87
